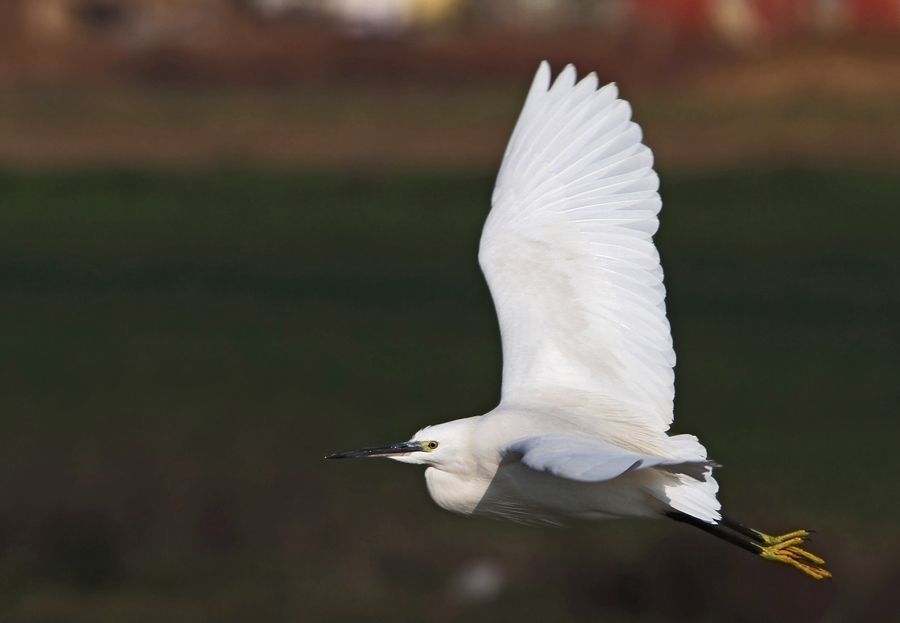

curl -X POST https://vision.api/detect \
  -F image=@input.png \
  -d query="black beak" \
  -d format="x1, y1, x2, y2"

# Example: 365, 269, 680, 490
325, 440, 424, 459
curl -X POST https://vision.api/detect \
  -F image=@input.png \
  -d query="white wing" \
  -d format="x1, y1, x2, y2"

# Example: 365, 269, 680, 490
481, 62, 674, 431
507, 434, 711, 483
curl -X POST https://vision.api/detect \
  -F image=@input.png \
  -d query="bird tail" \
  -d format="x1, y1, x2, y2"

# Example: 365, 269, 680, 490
659, 434, 722, 523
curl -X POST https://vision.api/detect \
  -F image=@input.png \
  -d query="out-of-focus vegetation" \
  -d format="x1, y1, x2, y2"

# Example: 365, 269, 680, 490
1, 167, 898, 622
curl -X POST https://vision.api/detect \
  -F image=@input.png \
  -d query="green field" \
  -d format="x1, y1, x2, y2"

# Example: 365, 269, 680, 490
1, 167, 898, 621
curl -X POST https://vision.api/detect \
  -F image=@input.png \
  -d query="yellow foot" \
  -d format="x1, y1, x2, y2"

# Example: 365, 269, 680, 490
757, 531, 832, 580
754, 528, 810, 546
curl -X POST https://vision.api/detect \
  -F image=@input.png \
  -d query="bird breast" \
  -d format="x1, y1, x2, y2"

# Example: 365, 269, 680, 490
424, 467, 491, 516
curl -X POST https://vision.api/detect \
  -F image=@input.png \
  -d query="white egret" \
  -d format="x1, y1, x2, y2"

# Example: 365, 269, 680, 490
328, 62, 830, 580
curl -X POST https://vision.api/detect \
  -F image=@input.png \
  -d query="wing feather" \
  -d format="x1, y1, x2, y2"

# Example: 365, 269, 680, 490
481, 62, 675, 431
506, 434, 711, 483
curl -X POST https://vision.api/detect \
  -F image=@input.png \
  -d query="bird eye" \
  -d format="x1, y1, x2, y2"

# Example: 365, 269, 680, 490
425, 441, 439, 451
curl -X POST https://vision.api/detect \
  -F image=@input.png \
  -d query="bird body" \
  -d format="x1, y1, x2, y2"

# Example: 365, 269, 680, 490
409, 398, 715, 525
328, 62, 831, 580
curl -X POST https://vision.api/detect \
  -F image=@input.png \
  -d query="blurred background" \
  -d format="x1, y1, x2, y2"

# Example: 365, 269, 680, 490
1, 1, 899, 621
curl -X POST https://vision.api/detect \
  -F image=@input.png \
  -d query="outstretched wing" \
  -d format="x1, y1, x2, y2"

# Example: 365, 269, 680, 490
480, 62, 674, 431
506, 434, 711, 482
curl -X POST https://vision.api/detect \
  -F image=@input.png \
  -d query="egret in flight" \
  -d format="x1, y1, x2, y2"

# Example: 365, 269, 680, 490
328, 62, 830, 580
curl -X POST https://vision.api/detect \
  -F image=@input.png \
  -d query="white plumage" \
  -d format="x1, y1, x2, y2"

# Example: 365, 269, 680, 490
476, 61, 720, 524
328, 61, 831, 581
339, 61, 719, 523
485, 62, 672, 427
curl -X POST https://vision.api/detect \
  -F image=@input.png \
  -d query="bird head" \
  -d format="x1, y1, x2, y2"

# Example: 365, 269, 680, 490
325, 417, 477, 471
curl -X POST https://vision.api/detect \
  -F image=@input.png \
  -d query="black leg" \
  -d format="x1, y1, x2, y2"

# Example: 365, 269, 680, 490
665, 510, 761, 556
720, 515, 765, 543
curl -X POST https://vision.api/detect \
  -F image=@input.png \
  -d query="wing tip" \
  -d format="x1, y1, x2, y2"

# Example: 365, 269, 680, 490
554, 63, 577, 89
534, 60, 551, 90
535, 62, 620, 97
